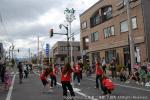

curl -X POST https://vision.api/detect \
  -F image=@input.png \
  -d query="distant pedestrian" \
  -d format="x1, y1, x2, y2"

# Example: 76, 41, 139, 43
61, 63, 75, 100
17, 62, 23, 84
78, 60, 83, 80
110, 58, 117, 80
102, 57, 106, 74
24, 65, 29, 78
119, 67, 127, 82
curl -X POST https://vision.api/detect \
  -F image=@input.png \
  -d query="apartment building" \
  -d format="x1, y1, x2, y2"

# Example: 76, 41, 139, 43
80, 0, 150, 66
51, 41, 81, 65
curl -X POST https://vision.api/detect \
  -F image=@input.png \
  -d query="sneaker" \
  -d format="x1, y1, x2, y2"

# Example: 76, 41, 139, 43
78, 83, 80, 86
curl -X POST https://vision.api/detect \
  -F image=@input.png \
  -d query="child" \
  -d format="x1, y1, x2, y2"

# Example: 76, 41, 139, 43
40, 67, 52, 93
4, 68, 12, 90
102, 75, 115, 95
61, 63, 75, 100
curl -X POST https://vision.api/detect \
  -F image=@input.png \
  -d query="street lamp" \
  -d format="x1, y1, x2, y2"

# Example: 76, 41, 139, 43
64, 8, 76, 69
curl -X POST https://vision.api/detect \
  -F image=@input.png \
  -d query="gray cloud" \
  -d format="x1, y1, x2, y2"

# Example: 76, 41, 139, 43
0, 0, 64, 22
0, 0, 99, 58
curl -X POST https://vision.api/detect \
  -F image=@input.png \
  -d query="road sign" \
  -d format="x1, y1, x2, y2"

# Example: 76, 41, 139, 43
46, 44, 49, 58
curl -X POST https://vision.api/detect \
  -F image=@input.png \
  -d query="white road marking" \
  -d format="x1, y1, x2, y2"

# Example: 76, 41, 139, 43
87, 78, 150, 92
34, 71, 98, 100
6, 73, 16, 100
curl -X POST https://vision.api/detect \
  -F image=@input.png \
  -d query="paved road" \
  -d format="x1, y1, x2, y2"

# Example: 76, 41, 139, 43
0, 71, 150, 100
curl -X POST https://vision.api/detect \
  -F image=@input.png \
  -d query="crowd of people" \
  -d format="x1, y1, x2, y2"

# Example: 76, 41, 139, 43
1, 57, 150, 100
38, 59, 116, 100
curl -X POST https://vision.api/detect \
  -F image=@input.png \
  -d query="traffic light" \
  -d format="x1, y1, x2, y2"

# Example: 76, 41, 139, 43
50, 29, 53, 37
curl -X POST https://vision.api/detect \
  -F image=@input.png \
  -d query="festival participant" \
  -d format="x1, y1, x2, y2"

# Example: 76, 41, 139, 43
102, 75, 115, 95
61, 63, 75, 100
40, 66, 53, 93
73, 62, 81, 85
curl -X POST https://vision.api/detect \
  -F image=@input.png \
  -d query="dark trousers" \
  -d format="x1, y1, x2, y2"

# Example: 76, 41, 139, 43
19, 72, 23, 83
101, 86, 111, 95
24, 70, 28, 78
61, 81, 75, 100
96, 75, 102, 88
73, 73, 80, 83
51, 76, 57, 87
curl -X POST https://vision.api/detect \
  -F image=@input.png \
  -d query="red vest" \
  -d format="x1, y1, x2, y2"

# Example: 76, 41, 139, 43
96, 64, 103, 75
61, 69, 73, 82
102, 78, 115, 90
40, 70, 47, 80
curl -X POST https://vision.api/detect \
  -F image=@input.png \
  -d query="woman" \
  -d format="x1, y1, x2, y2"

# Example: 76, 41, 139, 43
95, 60, 103, 89
61, 63, 75, 100
40, 67, 52, 93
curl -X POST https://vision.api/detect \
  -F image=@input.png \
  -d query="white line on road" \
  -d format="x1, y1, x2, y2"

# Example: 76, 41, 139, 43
6, 73, 16, 100
87, 78, 150, 92
34, 71, 98, 100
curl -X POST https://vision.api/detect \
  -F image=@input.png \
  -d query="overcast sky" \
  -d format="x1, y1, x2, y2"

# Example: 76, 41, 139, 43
0, 0, 99, 58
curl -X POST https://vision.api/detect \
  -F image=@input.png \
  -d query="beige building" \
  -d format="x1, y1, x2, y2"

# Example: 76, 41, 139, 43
51, 41, 81, 65
80, 0, 150, 66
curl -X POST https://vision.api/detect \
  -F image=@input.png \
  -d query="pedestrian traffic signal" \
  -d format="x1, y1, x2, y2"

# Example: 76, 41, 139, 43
50, 29, 53, 37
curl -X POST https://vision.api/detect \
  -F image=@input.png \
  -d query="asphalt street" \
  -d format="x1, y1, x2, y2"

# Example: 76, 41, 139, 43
0, 71, 150, 100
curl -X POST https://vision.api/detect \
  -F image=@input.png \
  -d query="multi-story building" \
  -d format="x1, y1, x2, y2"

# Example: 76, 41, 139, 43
51, 41, 81, 65
80, 0, 150, 66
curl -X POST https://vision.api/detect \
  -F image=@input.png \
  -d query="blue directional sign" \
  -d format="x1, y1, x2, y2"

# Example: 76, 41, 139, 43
46, 44, 49, 58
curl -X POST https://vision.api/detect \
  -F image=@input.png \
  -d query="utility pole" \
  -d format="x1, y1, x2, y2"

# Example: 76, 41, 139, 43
37, 36, 39, 65
64, 8, 76, 67
126, 0, 135, 73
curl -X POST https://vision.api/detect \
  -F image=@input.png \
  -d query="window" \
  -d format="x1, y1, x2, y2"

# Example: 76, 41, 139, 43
102, 6, 113, 22
90, 11, 101, 27
73, 46, 80, 51
131, 17, 137, 29
91, 32, 99, 42
105, 50, 116, 63
120, 20, 128, 32
82, 36, 89, 50
104, 26, 115, 38
81, 21, 87, 29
